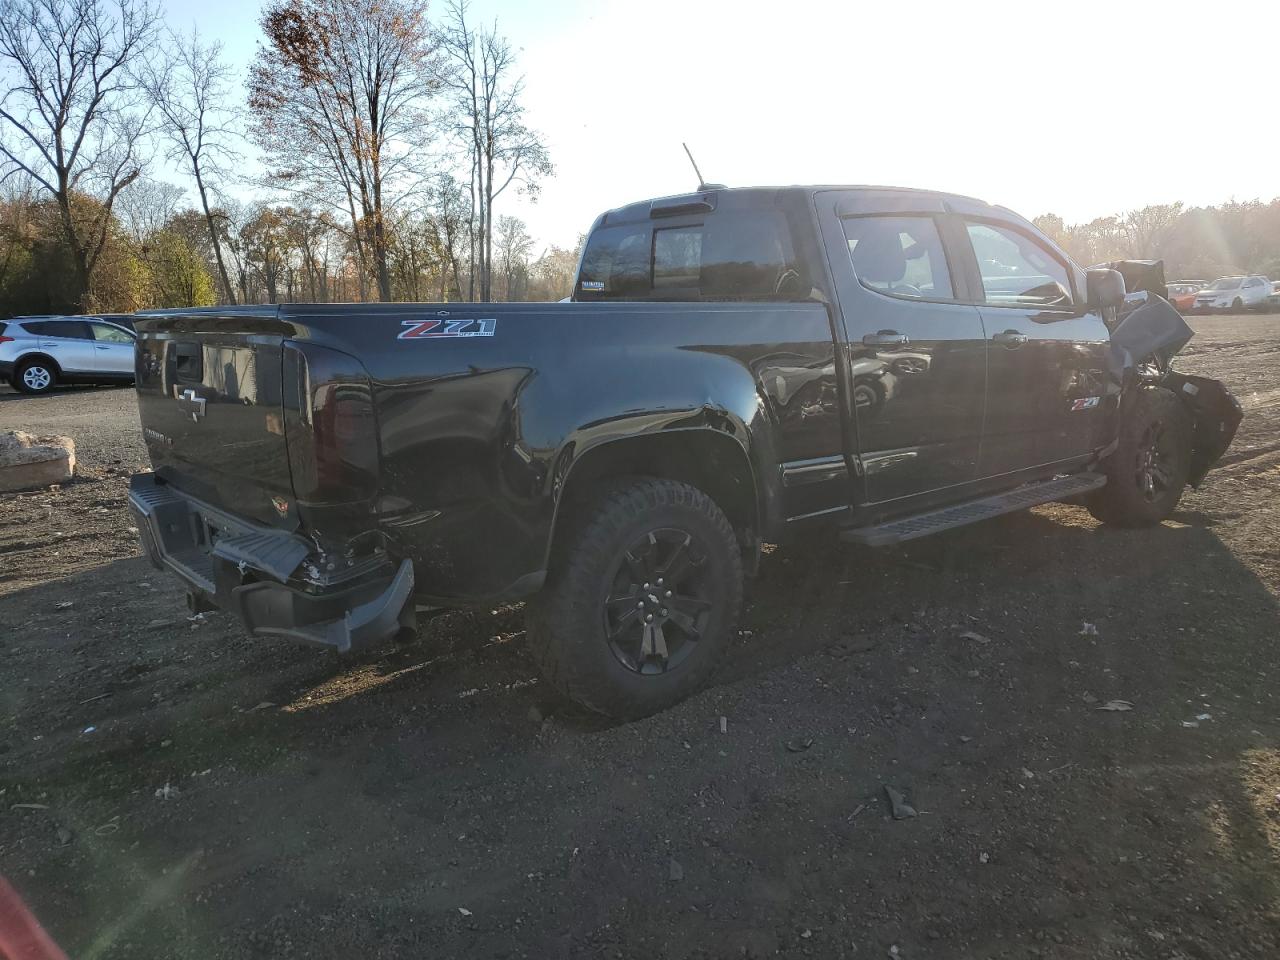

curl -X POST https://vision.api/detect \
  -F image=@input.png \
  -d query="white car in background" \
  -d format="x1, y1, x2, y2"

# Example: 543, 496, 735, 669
1193, 275, 1272, 311
0, 316, 136, 394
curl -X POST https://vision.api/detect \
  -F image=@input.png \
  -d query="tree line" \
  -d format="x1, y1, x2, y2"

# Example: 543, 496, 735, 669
0, 0, 577, 316
1033, 199, 1280, 282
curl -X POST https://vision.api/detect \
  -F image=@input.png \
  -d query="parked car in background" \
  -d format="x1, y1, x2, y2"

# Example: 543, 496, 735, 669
0, 316, 137, 394
1166, 281, 1206, 312
1193, 276, 1272, 311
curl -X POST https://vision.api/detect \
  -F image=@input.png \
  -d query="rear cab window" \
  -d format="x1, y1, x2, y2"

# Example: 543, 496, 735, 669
575, 197, 813, 302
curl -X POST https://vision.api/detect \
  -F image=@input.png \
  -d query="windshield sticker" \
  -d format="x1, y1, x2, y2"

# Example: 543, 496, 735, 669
580, 280, 605, 291
399, 318, 497, 339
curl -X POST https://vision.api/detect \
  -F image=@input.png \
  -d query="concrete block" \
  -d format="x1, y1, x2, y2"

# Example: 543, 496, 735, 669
0, 431, 76, 493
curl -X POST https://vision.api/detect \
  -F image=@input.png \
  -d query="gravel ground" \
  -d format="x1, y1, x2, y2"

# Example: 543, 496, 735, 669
1, 315, 1279, 959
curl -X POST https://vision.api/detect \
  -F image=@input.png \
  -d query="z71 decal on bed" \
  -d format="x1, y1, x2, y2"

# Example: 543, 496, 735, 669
399, 318, 497, 339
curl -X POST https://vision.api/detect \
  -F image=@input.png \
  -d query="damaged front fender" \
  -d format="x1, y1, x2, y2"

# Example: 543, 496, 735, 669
1106, 289, 1242, 487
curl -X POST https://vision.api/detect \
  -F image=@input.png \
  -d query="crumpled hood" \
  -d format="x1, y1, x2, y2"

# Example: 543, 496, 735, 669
1109, 291, 1194, 372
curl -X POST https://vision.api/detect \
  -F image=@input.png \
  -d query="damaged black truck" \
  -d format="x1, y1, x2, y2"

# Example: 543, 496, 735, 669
128, 185, 1242, 719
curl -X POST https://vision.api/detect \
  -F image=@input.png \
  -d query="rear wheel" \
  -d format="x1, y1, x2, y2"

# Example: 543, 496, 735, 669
526, 477, 744, 720
1232, 297, 1243, 310
14, 359, 56, 395
1088, 386, 1192, 527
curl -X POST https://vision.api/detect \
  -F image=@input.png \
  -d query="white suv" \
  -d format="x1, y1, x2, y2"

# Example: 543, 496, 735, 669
1193, 275, 1272, 311
0, 316, 137, 394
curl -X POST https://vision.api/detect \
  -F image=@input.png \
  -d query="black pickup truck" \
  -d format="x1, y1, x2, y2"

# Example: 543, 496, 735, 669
128, 185, 1242, 719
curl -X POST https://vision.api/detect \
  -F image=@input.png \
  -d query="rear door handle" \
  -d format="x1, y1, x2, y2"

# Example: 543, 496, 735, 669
95, 345, 109, 350
862, 330, 910, 346
992, 330, 1028, 346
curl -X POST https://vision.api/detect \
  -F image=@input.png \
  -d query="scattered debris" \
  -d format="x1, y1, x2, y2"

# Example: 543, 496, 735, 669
94, 820, 120, 837
958, 630, 991, 644
81, 726, 95, 735
1097, 700, 1134, 712
786, 737, 814, 753
154, 783, 179, 801
958, 735, 973, 744
1196, 713, 1213, 721
458, 907, 473, 917
965, 669, 980, 679
145, 619, 171, 629
800, 928, 813, 939
78, 693, 111, 705
979, 852, 990, 864
884, 786, 917, 820
668, 857, 684, 882
53, 601, 74, 610
1082, 692, 1099, 704
1080, 622, 1099, 636
1021, 768, 1035, 780
849, 803, 867, 820
248, 701, 275, 713
1181, 720, 1200, 728
10, 803, 49, 811
56, 826, 72, 846
719, 716, 727, 734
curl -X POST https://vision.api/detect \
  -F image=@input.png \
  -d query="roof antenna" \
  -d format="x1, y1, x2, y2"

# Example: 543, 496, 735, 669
682, 142, 723, 191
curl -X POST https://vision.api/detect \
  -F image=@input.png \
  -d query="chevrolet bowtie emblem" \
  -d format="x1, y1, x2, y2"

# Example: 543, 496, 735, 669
177, 388, 206, 422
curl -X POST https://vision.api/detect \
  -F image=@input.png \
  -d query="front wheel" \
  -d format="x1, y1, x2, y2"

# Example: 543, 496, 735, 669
526, 478, 744, 720
1088, 386, 1192, 527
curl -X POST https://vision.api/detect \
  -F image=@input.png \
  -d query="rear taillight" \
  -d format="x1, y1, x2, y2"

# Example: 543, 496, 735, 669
0, 336, 14, 344
283, 342, 379, 503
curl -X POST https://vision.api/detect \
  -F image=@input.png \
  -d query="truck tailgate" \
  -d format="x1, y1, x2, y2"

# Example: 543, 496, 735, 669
134, 314, 293, 528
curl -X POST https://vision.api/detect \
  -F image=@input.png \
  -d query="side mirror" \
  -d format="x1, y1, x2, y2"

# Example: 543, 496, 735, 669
1086, 268, 1127, 309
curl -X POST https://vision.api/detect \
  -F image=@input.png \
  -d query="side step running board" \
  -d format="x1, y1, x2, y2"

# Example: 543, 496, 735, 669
840, 473, 1107, 547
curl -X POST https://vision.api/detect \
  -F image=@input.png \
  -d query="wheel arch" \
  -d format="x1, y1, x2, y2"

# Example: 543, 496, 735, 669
546, 429, 762, 569
16, 352, 62, 376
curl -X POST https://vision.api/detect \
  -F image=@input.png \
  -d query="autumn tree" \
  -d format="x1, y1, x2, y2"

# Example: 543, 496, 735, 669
439, 0, 551, 301
0, 0, 158, 310
249, 0, 440, 302
493, 214, 531, 300
139, 27, 240, 303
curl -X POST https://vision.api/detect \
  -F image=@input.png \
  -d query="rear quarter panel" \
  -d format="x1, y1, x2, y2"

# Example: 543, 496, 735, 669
279, 302, 839, 603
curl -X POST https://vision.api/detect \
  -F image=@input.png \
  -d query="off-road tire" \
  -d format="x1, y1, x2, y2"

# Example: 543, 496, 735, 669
1088, 386, 1192, 528
526, 477, 744, 720
14, 359, 56, 394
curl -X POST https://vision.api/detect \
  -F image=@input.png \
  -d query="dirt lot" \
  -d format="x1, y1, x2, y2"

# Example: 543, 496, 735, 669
2, 313, 1279, 959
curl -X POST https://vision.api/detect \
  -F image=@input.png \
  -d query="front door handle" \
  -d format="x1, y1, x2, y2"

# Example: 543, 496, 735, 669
863, 330, 910, 346
992, 330, 1028, 346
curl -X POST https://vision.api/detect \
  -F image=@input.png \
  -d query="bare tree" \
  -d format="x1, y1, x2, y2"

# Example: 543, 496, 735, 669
114, 175, 184, 244
139, 27, 240, 303
249, 0, 440, 302
439, 0, 551, 301
493, 213, 531, 300
0, 0, 157, 310
1121, 203, 1184, 259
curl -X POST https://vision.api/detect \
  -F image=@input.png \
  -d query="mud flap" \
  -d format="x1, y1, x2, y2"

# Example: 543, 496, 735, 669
1162, 373, 1244, 487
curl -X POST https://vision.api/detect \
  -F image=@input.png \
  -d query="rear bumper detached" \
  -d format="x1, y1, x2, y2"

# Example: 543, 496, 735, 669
128, 474, 414, 653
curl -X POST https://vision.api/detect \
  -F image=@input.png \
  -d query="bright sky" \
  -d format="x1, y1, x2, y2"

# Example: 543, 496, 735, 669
161, 0, 1278, 250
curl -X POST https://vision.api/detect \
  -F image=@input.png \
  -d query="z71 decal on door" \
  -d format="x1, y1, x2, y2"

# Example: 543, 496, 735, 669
399, 318, 497, 339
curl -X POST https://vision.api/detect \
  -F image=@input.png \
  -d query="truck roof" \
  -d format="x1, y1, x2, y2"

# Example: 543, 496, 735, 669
596, 184, 1012, 226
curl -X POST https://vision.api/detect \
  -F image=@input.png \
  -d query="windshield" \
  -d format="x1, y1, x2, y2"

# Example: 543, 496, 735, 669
1208, 277, 1243, 291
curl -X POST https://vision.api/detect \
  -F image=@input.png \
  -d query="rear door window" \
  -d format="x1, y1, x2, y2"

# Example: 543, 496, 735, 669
965, 222, 1073, 307
841, 216, 954, 300
27, 320, 92, 339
